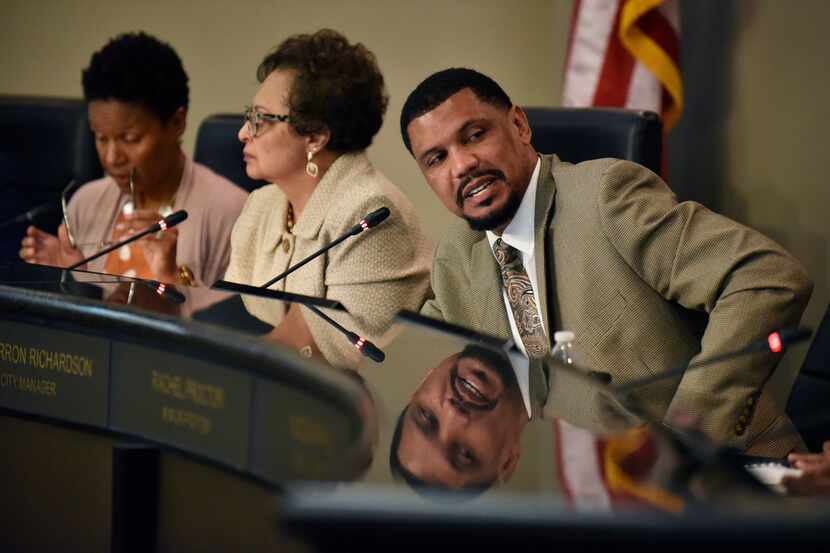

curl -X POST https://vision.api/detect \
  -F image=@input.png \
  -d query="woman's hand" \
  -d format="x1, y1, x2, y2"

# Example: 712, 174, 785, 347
126, 210, 179, 283
19, 224, 84, 268
263, 303, 322, 360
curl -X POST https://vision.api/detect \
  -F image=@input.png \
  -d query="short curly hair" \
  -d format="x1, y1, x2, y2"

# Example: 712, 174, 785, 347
82, 32, 189, 122
400, 68, 512, 155
257, 29, 388, 154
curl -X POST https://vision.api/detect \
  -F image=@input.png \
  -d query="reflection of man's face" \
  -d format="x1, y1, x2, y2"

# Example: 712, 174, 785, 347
397, 347, 528, 489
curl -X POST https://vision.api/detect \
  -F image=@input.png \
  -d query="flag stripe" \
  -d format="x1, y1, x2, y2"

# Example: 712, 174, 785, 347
624, 61, 660, 110
555, 419, 612, 510
592, 1, 636, 107
553, 420, 575, 501
658, 0, 680, 33
563, 0, 583, 70
636, 5, 680, 119
562, 0, 683, 135
637, 7, 680, 67
619, 0, 684, 129
562, 0, 619, 107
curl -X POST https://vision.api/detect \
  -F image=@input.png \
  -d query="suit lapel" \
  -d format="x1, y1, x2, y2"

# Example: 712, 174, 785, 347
469, 238, 511, 338
533, 155, 557, 336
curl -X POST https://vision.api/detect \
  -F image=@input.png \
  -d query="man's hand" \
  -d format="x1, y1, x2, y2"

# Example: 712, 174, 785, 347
19, 224, 84, 268
783, 441, 830, 496
126, 210, 179, 283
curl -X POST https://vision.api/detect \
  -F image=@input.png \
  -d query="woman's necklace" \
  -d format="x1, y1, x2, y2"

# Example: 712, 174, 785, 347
286, 203, 295, 233
122, 170, 179, 216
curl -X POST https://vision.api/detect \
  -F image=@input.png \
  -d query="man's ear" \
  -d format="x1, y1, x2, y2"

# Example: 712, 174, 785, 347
167, 107, 187, 138
509, 105, 533, 146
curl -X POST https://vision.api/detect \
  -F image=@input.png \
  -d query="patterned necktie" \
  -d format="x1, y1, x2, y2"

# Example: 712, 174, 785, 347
492, 238, 549, 358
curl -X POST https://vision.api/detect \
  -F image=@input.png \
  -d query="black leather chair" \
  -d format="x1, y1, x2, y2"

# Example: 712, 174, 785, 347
193, 109, 662, 193
193, 114, 266, 192
0, 95, 102, 259
524, 107, 662, 174
787, 303, 830, 452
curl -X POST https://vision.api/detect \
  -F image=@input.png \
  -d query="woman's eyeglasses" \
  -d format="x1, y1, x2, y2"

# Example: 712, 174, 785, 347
61, 180, 117, 254
244, 106, 289, 138
61, 180, 81, 248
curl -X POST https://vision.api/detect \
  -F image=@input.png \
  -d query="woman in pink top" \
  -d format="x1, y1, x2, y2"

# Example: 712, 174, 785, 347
18, 32, 247, 286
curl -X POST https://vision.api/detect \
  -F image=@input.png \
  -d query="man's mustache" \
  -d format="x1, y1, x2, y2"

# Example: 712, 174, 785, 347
456, 169, 507, 208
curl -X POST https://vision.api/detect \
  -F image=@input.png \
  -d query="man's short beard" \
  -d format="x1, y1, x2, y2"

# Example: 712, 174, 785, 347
464, 188, 523, 232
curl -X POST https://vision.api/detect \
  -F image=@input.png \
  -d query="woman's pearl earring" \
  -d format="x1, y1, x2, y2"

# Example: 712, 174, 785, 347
306, 151, 319, 178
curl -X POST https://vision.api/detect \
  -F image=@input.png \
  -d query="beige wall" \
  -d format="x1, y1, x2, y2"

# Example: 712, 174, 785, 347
1, 0, 826, 384
721, 1, 829, 382
0, 0, 571, 245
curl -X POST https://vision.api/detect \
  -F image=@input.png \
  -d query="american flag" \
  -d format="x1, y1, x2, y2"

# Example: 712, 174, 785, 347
562, 0, 683, 132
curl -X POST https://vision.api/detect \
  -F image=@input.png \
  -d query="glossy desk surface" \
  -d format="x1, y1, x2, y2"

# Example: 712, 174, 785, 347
0, 262, 827, 527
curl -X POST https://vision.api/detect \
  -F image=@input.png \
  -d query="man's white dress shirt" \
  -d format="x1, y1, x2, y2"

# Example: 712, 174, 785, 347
486, 157, 544, 418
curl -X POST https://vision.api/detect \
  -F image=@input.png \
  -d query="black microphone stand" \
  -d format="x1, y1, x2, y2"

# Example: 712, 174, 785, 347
261, 231, 353, 289
614, 328, 812, 394
0, 202, 58, 229
67, 210, 188, 270
259, 206, 390, 289
213, 208, 390, 362
304, 304, 385, 363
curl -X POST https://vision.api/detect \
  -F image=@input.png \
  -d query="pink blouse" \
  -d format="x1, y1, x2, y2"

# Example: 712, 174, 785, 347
67, 155, 248, 285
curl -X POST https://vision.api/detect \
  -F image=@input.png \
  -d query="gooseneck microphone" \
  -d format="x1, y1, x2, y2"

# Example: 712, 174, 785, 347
215, 207, 390, 363
614, 327, 813, 394
144, 280, 186, 304
259, 206, 390, 289
66, 210, 188, 270
305, 304, 386, 363
0, 180, 80, 229
0, 201, 59, 229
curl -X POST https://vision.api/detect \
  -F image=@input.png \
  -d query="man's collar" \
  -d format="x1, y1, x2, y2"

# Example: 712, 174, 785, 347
486, 156, 542, 255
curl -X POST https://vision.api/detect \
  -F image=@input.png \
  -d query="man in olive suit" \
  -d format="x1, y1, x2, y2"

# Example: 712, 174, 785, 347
400, 68, 812, 457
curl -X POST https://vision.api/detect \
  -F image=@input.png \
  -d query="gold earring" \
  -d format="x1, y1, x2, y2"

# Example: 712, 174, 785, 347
306, 151, 319, 178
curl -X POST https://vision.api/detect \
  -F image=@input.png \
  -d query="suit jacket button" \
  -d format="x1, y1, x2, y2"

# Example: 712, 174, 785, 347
735, 423, 745, 435
747, 397, 755, 406
739, 415, 747, 423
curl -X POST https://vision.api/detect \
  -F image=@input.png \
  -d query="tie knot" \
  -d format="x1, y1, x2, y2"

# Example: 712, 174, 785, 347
493, 238, 520, 267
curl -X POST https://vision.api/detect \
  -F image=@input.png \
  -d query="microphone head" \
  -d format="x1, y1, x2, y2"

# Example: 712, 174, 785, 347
347, 332, 386, 363
163, 209, 188, 228
361, 207, 390, 229
768, 327, 812, 353
144, 280, 186, 303
157, 209, 188, 232
360, 340, 386, 363
348, 207, 391, 236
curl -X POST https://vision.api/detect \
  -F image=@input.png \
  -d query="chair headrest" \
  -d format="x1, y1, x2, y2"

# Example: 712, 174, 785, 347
524, 107, 662, 174
194, 114, 266, 192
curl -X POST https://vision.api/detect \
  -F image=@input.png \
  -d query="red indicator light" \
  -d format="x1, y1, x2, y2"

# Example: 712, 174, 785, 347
158, 219, 168, 231
768, 332, 783, 353
360, 220, 369, 231
354, 337, 365, 350
156, 283, 166, 296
